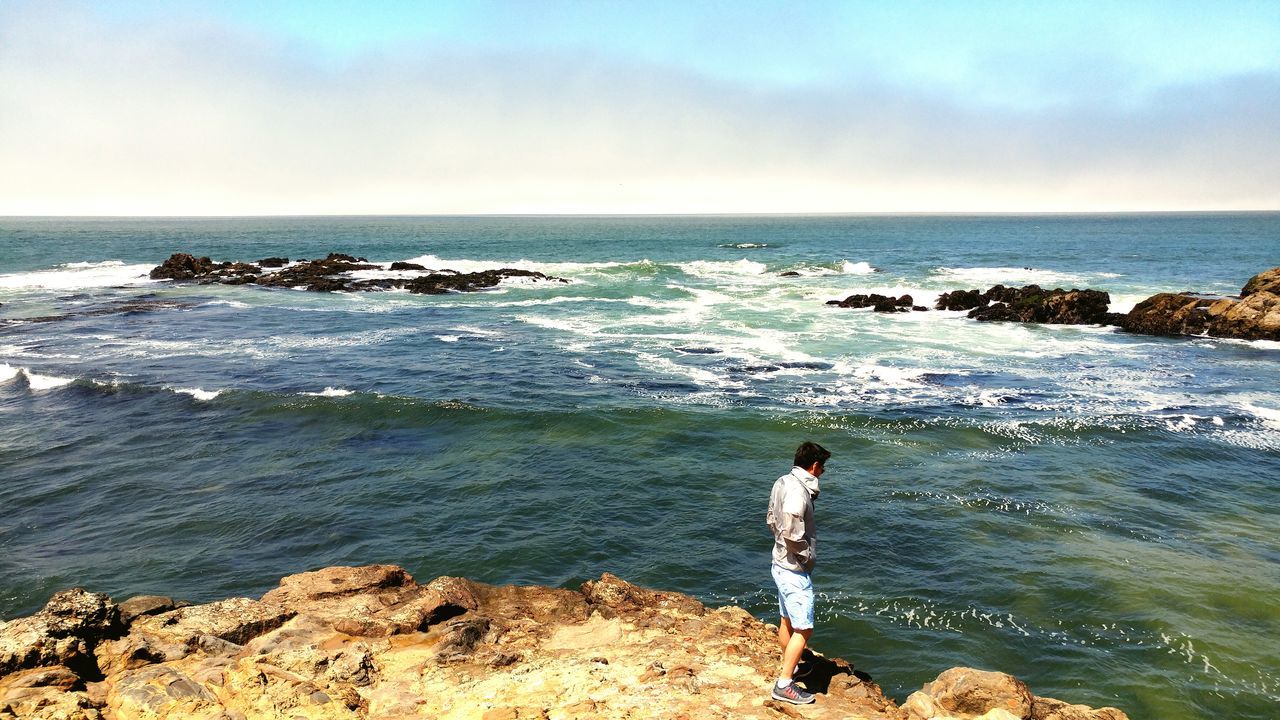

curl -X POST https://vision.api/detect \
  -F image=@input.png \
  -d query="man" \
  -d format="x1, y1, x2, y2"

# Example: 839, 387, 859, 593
765, 440, 830, 705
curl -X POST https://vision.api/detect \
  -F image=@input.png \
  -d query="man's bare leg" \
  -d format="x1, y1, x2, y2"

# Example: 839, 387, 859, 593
778, 618, 812, 681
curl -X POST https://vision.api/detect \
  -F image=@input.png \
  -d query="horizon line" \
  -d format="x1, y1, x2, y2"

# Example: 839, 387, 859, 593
4, 209, 1280, 220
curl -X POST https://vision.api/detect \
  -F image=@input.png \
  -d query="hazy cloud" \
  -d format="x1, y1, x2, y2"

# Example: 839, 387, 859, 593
1, 2, 1276, 214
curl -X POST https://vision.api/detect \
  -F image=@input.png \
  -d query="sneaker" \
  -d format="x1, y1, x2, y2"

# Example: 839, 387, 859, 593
771, 680, 816, 705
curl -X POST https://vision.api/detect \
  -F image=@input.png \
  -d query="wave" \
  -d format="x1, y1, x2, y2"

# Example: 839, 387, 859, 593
398, 253, 656, 278
717, 243, 769, 249
0, 365, 76, 390
678, 259, 768, 278
303, 387, 354, 397
933, 266, 1096, 287
172, 387, 222, 401
783, 259, 879, 277
0, 261, 157, 291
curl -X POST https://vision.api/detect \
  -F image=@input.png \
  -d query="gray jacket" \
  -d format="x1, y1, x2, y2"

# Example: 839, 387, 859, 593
766, 466, 820, 573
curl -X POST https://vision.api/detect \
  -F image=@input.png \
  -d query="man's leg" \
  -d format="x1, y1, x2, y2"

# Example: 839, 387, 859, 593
779, 625, 812, 681
777, 616, 792, 651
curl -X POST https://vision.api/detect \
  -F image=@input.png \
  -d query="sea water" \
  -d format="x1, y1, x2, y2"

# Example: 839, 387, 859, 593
1, 214, 1277, 719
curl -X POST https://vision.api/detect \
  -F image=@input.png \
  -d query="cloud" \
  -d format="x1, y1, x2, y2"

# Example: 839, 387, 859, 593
1, 1, 1276, 214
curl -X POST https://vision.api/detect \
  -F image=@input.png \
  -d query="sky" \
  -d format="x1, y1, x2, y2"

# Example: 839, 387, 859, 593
1, 0, 1278, 214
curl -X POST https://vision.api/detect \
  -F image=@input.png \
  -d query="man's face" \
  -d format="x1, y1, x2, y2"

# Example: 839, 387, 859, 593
811, 461, 825, 478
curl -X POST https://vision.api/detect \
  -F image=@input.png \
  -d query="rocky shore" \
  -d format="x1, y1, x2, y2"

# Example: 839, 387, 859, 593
826, 267, 1280, 342
0, 566, 1127, 720
149, 253, 567, 294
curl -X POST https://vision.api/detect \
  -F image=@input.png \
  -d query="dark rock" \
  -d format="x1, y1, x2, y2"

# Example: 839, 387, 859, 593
967, 287, 1113, 325
935, 288, 987, 311
148, 252, 566, 295
149, 254, 216, 280
779, 271, 801, 277
1119, 293, 1214, 336
828, 293, 917, 311
257, 257, 289, 267
404, 268, 565, 295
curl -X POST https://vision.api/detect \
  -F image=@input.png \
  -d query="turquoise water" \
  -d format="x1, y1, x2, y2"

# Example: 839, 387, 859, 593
1, 215, 1277, 719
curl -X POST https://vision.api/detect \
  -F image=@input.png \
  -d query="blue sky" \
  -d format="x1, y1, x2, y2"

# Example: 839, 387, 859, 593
2, 0, 1278, 213
101, 0, 1280, 105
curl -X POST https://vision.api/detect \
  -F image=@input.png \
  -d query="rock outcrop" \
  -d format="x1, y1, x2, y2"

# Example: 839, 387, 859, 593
822, 268, 1279, 341
1118, 268, 1280, 340
933, 285, 1116, 325
827, 294, 927, 312
0, 566, 1127, 720
148, 253, 568, 294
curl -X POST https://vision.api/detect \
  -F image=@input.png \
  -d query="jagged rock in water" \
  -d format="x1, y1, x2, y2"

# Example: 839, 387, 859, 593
1241, 267, 1280, 298
901, 666, 1127, 720
148, 253, 567, 294
936, 288, 987, 311
1119, 293, 1214, 336
827, 293, 918, 312
1119, 267, 1280, 341
965, 286, 1112, 324
148, 253, 216, 280
0, 566, 1128, 720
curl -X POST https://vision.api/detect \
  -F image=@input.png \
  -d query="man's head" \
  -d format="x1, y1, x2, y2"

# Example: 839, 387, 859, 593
793, 441, 831, 476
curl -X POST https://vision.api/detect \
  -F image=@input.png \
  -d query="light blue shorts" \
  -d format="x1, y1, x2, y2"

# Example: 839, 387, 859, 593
771, 563, 814, 630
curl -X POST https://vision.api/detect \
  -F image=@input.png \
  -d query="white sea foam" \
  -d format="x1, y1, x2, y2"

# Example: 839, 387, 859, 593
436, 335, 461, 343
399, 253, 641, 277
679, 259, 768, 278
0, 363, 20, 382
849, 364, 930, 389
24, 370, 75, 390
0, 261, 157, 290
174, 387, 221, 401
304, 387, 353, 397
1242, 403, 1280, 430
933, 266, 1091, 287
1106, 294, 1149, 315
841, 260, 877, 274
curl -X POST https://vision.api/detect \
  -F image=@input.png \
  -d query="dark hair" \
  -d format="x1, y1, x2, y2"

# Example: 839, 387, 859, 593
793, 441, 831, 470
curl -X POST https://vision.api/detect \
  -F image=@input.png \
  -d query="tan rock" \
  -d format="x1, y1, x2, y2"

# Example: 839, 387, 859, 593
0, 589, 121, 681
1207, 290, 1280, 340
0, 568, 1129, 720
261, 565, 413, 607
916, 667, 1033, 719
128, 597, 294, 648
1241, 267, 1280, 297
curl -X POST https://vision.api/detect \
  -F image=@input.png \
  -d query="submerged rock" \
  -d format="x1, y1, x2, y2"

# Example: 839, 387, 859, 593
147, 252, 568, 293
0, 566, 1128, 720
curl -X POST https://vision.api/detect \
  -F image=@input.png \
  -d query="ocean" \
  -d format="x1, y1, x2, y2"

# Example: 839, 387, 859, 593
1, 214, 1277, 719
